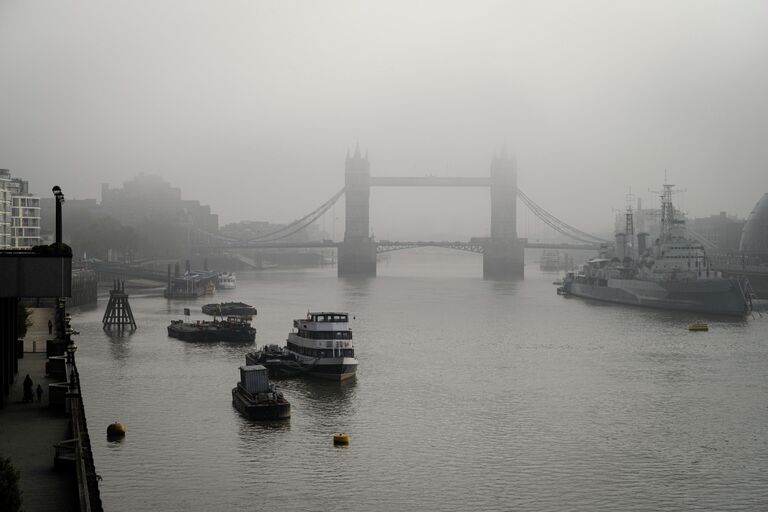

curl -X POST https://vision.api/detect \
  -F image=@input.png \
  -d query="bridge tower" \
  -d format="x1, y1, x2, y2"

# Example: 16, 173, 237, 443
338, 146, 377, 277
483, 152, 525, 279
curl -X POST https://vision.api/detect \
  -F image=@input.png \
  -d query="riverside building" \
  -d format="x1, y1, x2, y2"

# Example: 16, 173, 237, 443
0, 169, 41, 249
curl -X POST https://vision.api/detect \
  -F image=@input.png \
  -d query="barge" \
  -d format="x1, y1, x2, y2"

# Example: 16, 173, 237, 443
167, 316, 256, 342
202, 302, 257, 317
232, 365, 291, 420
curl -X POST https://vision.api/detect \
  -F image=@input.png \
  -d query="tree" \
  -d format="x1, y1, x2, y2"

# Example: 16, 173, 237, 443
16, 302, 32, 340
0, 456, 22, 512
136, 214, 187, 259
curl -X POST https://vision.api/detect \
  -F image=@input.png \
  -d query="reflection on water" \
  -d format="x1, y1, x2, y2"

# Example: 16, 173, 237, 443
72, 252, 768, 512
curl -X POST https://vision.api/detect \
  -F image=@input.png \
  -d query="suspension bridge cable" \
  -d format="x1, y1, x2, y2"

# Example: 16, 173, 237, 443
517, 189, 609, 243
243, 188, 345, 243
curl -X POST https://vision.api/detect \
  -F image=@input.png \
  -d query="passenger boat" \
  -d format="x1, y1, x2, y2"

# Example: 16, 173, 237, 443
218, 272, 236, 289
232, 365, 290, 420
284, 312, 358, 381
167, 316, 256, 342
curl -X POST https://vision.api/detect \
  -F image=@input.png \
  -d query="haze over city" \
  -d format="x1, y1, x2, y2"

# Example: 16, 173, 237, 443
1, 0, 767, 240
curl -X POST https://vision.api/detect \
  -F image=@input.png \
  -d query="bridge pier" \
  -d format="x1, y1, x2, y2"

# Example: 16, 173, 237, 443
484, 151, 524, 279
338, 239, 377, 277
338, 146, 377, 277
483, 240, 524, 279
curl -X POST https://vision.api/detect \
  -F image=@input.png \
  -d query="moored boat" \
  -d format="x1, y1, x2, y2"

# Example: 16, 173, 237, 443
202, 302, 257, 317
245, 345, 305, 377
284, 312, 358, 381
232, 365, 290, 420
561, 183, 751, 316
167, 316, 256, 342
218, 272, 237, 289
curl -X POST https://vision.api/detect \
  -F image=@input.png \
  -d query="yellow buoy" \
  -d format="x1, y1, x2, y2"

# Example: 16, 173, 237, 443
688, 322, 709, 331
333, 433, 350, 445
107, 421, 126, 439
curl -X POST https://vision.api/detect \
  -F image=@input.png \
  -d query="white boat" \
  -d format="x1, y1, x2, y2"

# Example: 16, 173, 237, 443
218, 272, 236, 289
285, 312, 358, 381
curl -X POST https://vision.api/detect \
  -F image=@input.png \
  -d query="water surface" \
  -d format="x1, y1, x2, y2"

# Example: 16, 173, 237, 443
74, 250, 768, 511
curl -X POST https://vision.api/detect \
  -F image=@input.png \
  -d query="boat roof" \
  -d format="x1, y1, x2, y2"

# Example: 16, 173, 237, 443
308, 311, 348, 316
240, 364, 267, 372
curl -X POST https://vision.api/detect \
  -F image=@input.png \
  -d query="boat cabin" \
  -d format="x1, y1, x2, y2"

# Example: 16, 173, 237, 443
307, 312, 348, 323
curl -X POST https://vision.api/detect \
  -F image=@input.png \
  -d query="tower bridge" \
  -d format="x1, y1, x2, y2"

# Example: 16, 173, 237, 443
339, 147, 525, 278
188, 148, 609, 279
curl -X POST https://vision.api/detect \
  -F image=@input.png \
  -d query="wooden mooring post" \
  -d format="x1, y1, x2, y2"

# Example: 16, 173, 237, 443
102, 280, 137, 331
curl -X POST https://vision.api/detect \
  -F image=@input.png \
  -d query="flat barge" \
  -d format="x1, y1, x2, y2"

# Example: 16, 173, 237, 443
167, 317, 256, 342
202, 302, 257, 317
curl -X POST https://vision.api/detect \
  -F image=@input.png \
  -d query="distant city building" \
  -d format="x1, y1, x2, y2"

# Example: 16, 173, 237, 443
39, 197, 99, 240
689, 212, 745, 253
0, 173, 10, 248
100, 174, 218, 232
0, 169, 41, 249
740, 193, 768, 254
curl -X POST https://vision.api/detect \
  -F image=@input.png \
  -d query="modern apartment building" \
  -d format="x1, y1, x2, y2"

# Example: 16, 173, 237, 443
0, 169, 41, 249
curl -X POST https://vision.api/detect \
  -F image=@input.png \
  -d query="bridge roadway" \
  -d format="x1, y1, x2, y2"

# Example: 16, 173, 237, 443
189, 240, 600, 251
99, 241, 600, 282
369, 176, 491, 187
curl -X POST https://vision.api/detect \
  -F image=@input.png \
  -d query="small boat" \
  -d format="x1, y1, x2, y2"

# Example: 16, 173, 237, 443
167, 316, 256, 342
202, 302, 257, 317
688, 322, 709, 331
246, 345, 305, 377
232, 365, 290, 420
218, 272, 237, 289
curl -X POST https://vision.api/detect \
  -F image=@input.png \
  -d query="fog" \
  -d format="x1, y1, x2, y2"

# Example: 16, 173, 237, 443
1, 0, 766, 240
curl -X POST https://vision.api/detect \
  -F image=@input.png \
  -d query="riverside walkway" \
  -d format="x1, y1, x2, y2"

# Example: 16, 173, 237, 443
0, 352, 77, 511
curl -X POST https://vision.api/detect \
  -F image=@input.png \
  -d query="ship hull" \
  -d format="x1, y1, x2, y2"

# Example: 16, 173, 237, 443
567, 278, 748, 316
288, 353, 358, 381
232, 388, 291, 420
168, 323, 256, 342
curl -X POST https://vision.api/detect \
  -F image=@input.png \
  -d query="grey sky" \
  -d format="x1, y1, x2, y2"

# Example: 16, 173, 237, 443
1, 0, 766, 240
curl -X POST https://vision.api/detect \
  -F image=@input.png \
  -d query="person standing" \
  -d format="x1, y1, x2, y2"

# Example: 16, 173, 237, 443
48, 319, 53, 334
36, 384, 44, 403
23, 374, 33, 403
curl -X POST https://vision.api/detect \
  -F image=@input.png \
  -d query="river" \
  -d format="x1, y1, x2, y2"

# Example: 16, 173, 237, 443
72, 249, 768, 511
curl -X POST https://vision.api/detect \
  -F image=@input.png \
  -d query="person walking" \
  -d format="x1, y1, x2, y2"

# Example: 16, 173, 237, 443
23, 374, 33, 403
36, 384, 44, 403
48, 319, 53, 334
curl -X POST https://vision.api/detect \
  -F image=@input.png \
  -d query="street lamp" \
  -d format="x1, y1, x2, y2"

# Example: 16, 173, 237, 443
52, 186, 65, 248
64, 313, 79, 391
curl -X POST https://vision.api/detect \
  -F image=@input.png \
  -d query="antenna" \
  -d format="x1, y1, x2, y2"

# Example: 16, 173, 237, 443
650, 172, 686, 241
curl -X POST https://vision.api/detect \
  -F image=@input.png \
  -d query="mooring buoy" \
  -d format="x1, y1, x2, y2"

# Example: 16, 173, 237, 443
107, 421, 126, 439
333, 432, 350, 445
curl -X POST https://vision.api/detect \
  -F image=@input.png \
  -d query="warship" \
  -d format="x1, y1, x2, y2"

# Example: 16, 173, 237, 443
561, 184, 752, 316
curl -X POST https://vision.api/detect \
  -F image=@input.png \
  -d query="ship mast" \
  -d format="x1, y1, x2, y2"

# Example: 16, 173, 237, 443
653, 172, 685, 242
660, 183, 675, 241
624, 188, 635, 259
